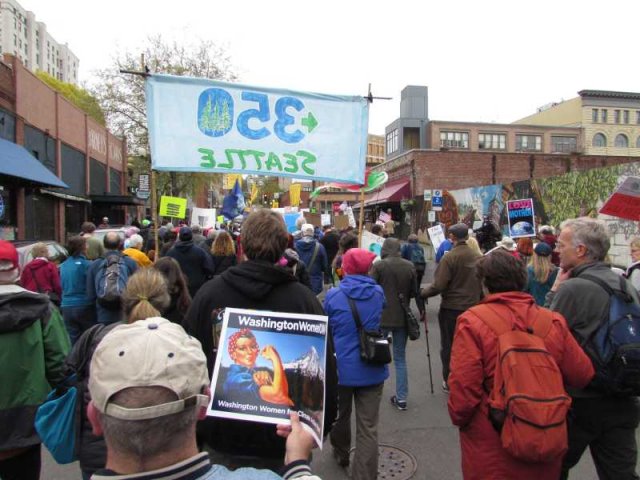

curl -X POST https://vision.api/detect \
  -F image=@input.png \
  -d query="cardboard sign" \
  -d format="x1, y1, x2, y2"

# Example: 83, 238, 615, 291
159, 196, 188, 219
506, 198, 536, 238
600, 177, 640, 221
334, 215, 350, 230
208, 308, 328, 448
306, 212, 322, 228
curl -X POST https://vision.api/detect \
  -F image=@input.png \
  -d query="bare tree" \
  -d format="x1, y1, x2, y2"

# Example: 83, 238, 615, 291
90, 35, 238, 198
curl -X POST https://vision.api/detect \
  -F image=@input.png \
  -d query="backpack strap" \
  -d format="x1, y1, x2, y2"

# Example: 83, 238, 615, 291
308, 242, 320, 269
581, 273, 633, 303
530, 307, 554, 339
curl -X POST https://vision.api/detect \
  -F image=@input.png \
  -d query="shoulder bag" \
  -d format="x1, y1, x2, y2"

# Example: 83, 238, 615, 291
346, 294, 391, 365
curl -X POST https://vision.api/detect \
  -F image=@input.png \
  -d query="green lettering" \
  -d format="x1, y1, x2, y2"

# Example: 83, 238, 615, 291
297, 150, 316, 175
220, 149, 239, 169
198, 148, 215, 168
266, 152, 283, 172
283, 153, 299, 173
245, 150, 265, 170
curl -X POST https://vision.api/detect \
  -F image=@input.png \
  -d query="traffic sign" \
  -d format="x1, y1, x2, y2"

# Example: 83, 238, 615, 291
428, 210, 436, 222
423, 189, 432, 201
432, 189, 443, 211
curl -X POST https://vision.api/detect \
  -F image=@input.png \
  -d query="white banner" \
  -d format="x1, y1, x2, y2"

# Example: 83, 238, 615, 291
146, 75, 369, 184
427, 225, 446, 253
190, 207, 217, 229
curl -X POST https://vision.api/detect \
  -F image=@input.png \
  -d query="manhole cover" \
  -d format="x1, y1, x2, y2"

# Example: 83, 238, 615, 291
350, 444, 417, 479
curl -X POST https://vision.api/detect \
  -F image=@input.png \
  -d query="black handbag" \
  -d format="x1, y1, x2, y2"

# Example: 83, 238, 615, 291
347, 296, 391, 365
399, 293, 420, 341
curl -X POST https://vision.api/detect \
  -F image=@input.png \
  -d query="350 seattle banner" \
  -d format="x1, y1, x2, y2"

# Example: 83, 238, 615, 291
146, 74, 369, 184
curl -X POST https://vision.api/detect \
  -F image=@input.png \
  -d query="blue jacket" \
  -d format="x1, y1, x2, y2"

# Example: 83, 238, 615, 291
436, 239, 453, 262
60, 254, 92, 307
295, 237, 329, 295
324, 275, 388, 387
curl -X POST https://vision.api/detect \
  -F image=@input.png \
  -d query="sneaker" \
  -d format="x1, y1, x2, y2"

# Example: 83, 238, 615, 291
390, 395, 407, 411
442, 380, 450, 393
332, 448, 349, 467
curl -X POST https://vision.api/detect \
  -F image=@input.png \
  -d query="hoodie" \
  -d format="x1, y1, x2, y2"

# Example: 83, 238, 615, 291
324, 275, 388, 386
20, 258, 62, 298
167, 240, 214, 297
294, 237, 329, 294
0, 285, 70, 452
183, 260, 338, 460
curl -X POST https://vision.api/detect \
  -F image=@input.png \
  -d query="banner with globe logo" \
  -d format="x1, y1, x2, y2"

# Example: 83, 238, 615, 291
507, 198, 536, 238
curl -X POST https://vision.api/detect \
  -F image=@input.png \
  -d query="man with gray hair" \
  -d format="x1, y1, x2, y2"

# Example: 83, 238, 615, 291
86, 318, 321, 479
122, 233, 152, 268
191, 224, 208, 250
547, 217, 640, 479
421, 223, 482, 392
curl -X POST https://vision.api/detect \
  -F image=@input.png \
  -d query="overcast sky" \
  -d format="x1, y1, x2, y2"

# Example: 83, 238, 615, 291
23, 0, 639, 135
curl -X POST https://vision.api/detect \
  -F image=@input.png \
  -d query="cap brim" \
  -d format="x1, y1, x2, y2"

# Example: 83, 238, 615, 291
104, 394, 209, 421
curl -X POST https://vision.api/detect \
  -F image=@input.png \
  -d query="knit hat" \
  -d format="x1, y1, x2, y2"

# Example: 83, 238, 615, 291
179, 226, 193, 241
534, 242, 553, 257
0, 240, 18, 271
342, 248, 376, 275
89, 318, 209, 420
301, 224, 315, 237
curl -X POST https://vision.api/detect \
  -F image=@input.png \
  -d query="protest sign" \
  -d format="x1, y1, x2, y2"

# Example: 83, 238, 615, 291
321, 214, 331, 227
506, 198, 536, 238
306, 212, 322, 228
146, 74, 368, 184
208, 308, 328, 447
159, 196, 187, 219
334, 214, 349, 230
600, 176, 640, 221
361, 230, 385, 258
427, 224, 446, 253
378, 211, 391, 224
190, 207, 216, 229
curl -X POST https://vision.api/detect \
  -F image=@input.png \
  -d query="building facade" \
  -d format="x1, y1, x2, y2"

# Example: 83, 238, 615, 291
515, 90, 640, 157
0, 0, 79, 83
385, 85, 428, 159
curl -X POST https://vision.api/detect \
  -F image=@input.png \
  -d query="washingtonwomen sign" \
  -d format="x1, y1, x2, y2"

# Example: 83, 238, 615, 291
146, 74, 369, 184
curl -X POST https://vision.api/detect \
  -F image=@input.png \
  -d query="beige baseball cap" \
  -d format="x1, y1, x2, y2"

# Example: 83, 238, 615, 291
89, 317, 210, 420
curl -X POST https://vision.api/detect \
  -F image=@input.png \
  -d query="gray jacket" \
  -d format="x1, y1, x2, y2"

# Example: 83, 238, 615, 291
546, 261, 640, 397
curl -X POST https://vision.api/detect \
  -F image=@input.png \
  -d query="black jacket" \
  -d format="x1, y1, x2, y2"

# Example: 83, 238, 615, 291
183, 260, 338, 460
166, 241, 214, 297
320, 231, 340, 265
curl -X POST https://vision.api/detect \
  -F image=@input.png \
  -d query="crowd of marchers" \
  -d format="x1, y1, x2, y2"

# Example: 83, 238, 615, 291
1, 209, 639, 480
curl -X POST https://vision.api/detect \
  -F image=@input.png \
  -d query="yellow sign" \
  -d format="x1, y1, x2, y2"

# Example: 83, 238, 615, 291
224, 174, 243, 190
250, 183, 259, 205
159, 196, 187, 219
217, 215, 224, 223
289, 183, 302, 206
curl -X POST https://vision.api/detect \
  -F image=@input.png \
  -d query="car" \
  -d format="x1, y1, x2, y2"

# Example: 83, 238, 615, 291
12, 240, 69, 271
93, 226, 128, 244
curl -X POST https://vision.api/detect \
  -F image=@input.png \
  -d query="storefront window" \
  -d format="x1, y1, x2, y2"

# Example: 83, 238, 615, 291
0, 185, 17, 240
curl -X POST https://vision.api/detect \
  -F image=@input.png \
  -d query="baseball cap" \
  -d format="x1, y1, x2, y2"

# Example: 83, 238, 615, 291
179, 226, 193, 241
449, 223, 469, 240
342, 248, 376, 275
0, 240, 18, 271
89, 318, 210, 420
301, 223, 315, 237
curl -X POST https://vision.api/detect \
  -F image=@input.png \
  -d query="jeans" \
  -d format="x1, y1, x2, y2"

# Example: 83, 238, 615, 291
560, 396, 640, 480
331, 383, 383, 480
383, 327, 408, 402
61, 304, 96, 344
0, 444, 41, 480
438, 308, 464, 382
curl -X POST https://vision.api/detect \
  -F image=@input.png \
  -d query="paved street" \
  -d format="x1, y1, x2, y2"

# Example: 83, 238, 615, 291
41, 266, 633, 479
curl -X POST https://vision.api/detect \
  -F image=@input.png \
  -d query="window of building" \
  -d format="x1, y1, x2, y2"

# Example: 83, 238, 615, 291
624, 110, 630, 124
637, 111, 640, 124
592, 109, 598, 123
637, 136, 640, 148
13, 35, 16, 46
551, 136, 577, 153
440, 131, 469, 149
592, 133, 607, 147
516, 134, 542, 151
602, 109, 608, 123
614, 110, 621, 124
478, 133, 506, 150
386, 129, 398, 154
615, 134, 629, 148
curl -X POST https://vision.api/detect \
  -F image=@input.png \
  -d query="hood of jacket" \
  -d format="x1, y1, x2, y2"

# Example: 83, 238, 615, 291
220, 260, 297, 301
173, 240, 195, 251
0, 285, 51, 333
339, 274, 381, 301
294, 237, 317, 253
25, 258, 49, 271
381, 238, 401, 259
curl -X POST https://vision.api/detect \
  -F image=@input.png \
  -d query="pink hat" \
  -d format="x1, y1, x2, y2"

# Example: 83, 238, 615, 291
342, 248, 376, 275
0, 240, 18, 271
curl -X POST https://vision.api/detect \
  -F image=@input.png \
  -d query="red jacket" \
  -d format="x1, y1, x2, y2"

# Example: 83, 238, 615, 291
447, 292, 594, 480
20, 259, 62, 298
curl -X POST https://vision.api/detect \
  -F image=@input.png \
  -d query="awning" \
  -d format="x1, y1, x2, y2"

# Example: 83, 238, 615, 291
91, 194, 146, 206
354, 181, 411, 208
41, 189, 91, 203
0, 138, 68, 188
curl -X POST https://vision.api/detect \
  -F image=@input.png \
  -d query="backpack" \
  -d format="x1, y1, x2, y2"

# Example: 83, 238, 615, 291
96, 253, 128, 308
471, 304, 571, 463
410, 244, 426, 268
581, 274, 640, 396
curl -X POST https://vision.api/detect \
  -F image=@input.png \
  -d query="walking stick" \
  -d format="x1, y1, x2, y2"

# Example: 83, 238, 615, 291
422, 312, 434, 394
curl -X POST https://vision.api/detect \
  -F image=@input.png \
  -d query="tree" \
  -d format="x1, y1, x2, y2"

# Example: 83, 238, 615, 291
36, 71, 105, 125
90, 35, 238, 198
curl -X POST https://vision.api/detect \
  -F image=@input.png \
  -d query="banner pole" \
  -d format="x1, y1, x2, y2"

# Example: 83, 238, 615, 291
358, 188, 365, 246
151, 168, 159, 263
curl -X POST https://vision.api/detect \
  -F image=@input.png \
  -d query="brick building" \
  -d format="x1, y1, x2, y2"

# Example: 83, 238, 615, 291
0, 55, 133, 243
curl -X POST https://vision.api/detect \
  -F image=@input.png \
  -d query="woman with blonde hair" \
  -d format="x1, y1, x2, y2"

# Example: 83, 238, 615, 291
64, 268, 171, 480
466, 236, 483, 257
20, 242, 62, 304
525, 242, 558, 305
210, 230, 237, 276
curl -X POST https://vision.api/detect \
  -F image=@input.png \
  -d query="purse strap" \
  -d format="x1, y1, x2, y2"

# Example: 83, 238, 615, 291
344, 292, 364, 332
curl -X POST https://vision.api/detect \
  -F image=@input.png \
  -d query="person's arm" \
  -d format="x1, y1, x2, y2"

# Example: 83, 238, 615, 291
43, 308, 71, 386
409, 267, 425, 313
630, 269, 640, 292
259, 346, 294, 406
553, 314, 595, 389
50, 263, 62, 297
86, 262, 97, 304
421, 257, 451, 298
447, 315, 484, 428
276, 412, 321, 480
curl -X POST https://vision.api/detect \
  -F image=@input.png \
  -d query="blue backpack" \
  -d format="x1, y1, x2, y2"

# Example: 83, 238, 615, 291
582, 274, 640, 396
96, 253, 128, 308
